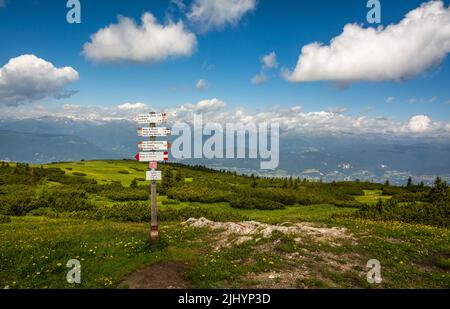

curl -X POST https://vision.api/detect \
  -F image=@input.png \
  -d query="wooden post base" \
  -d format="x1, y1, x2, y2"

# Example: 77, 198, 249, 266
150, 225, 158, 241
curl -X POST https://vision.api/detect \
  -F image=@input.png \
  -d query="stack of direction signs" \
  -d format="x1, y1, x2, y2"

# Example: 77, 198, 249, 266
134, 112, 170, 241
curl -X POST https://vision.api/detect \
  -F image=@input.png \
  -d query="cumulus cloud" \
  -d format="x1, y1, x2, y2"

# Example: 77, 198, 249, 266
187, 0, 256, 33
261, 52, 278, 69
283, 1, 450, 84
83, 12, 197, 63
251, 52, 278, 85
2, 98, 450, 138
117, 102, 148, 110
0, 54, 79, 106
196, 79, 207, 90
251, 73, 267, 85
407, 115, 431, 133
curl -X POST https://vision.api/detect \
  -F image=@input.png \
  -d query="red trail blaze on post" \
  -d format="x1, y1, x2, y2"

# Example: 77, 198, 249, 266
134, 153, 140, 161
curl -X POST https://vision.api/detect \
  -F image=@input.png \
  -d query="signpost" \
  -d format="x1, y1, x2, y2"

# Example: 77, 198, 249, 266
146, 170, 162, 181
135, 113, 168, 124
137, 127, 171, 137
135, 152, 169, 162
138, 140, 169, 151
135, 112, 169, 241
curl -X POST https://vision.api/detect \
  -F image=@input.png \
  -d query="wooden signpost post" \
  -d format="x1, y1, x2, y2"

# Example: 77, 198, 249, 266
135, 112, 169, 241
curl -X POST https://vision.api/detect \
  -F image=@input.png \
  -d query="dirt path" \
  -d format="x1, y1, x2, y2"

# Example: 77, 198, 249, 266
121, 261, 192, 289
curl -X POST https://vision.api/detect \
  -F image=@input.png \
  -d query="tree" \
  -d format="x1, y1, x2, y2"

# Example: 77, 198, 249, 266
282, 178, 288, 189
130, 178, 138, 189
250, 174, 257, 188
174, 170, 183, 183
162, 169, 173, 189
384, 180, 390, 186
406, 176, 413, 187
428, 177, 448, 203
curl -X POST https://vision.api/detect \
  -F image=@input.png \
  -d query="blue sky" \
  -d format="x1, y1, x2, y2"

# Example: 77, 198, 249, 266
1, 0, 450, 123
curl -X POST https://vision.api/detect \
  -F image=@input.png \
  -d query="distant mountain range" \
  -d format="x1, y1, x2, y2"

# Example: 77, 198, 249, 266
1, 116, 449, 184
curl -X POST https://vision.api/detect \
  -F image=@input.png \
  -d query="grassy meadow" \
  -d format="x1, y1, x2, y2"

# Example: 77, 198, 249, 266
0, 160, 449, 289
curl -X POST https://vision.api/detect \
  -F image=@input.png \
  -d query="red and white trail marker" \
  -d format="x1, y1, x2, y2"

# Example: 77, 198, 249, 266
135, 113, 168, 124
137, 127, 170, 137
135, 151, 169, 162
138, 140, 169, 151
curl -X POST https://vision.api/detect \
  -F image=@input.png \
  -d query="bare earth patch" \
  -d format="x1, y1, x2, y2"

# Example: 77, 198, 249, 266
183, 217, 355, 250
121, 261, 192, 289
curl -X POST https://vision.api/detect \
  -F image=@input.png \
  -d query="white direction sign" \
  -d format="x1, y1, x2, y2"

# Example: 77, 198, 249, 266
136, 151, 169, 162
146, 170, 162, 181
135, 113, 168, 124
138, 141, 169, 151
137, 127, 170, 137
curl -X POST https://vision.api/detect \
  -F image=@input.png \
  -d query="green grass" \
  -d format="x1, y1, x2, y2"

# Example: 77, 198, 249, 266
0, 160, 445, 289
0, 216, 206, 288
355, 189, 391, 204
44, 160, 150, 186
1, 215, 449, 288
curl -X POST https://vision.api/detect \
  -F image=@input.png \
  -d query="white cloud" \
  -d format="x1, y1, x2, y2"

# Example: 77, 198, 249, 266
193, 98, 226, 113
251, 73, 267, 85
386, 97, 395, 103
170, 0, 186, 11
326, 107, 348, 114
261, 52, 278, 69
251, 52, 278, 85
2, 99, 449, 138
407, 115, 431, 133
188, 0, 256, 33
83, 12, 197, 63
196, 79, 207, 90
283, 1, 450, 84
0, 54, 79, 106
117, 102, 148, 110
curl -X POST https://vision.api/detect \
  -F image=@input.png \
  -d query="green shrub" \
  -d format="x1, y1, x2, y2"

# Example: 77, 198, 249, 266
333, 200, 363, 208
28, 207, 60, 218
72, 172, 87, 177
357, 199, 450, 227
0, 215, 11, 223
162, 199, 180, 205
49, 189, 95, 212
101, 189, 149, 201
0, 186, 36, 216
436, 258, 450, 270
167, 185, 231, 203
229, 196, 285, 210
117, 170, 130, 174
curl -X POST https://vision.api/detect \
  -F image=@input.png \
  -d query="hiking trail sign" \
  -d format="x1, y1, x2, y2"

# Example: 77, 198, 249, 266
137, 127, 170, 137
134, 112, 169, 241
138, 141, 169, 151
134, 152, 169, 162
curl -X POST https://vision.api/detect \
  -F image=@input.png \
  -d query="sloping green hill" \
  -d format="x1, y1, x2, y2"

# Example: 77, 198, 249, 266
0, 160, 449, 289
